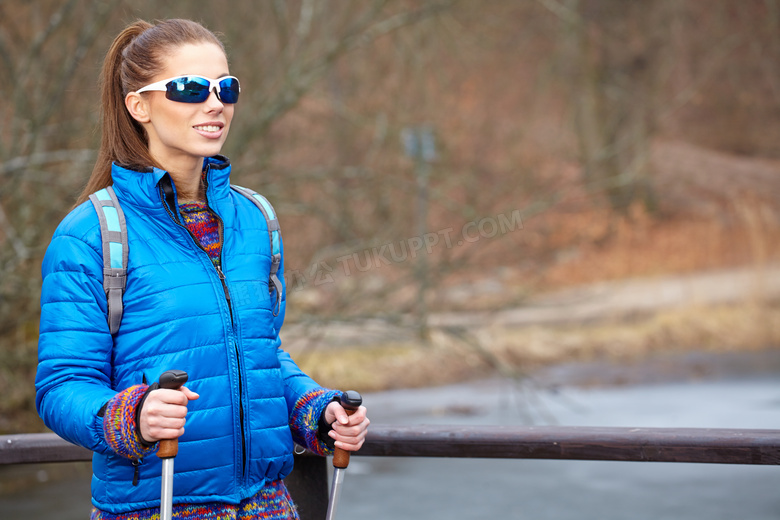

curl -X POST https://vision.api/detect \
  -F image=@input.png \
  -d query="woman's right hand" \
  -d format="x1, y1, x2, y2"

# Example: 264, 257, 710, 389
138, 386, 199, 443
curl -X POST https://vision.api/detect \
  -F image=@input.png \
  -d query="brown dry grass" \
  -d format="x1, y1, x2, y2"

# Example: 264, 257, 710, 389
298, 301, 780, 393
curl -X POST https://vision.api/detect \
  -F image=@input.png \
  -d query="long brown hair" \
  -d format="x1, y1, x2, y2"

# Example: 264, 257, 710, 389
76, 19, 225, 205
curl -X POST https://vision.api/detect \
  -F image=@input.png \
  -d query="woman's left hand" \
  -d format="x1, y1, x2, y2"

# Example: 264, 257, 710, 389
323, 401, 370, 451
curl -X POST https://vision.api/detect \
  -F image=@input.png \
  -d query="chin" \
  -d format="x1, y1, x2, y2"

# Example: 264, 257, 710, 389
197, 145, 226, 158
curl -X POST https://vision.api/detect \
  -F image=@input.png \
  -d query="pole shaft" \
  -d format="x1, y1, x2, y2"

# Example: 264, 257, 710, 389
325, 391, 363, 520
324, 467, 345, 520
160, 458, 174, 520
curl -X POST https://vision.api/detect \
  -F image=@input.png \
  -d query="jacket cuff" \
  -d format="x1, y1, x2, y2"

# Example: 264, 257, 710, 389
289, 388, 341, 456
101, 384, 158, 460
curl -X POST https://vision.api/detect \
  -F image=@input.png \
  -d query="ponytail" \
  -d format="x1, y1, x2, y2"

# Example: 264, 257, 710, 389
76, 19, 225, 205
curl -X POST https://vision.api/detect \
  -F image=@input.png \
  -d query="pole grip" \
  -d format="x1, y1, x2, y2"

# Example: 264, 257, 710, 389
332, 390, 362, 469
156, 370, 188, 460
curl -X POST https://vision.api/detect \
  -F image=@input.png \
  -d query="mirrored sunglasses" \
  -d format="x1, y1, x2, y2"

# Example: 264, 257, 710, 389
136, 75, 240, 104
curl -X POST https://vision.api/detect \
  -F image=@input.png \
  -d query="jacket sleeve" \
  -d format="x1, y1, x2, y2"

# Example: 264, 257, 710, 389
272, 233, 328, 408
35, 214, 117, 455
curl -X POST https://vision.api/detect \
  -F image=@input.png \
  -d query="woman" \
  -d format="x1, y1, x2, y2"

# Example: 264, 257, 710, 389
35, 18, 369, 519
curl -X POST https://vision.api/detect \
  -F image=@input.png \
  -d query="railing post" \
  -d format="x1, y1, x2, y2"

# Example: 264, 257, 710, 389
286, 453, 329, 519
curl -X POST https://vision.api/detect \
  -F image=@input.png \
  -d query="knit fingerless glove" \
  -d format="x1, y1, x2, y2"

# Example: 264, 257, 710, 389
289, 388, 341, 456
101, 384, 158, 460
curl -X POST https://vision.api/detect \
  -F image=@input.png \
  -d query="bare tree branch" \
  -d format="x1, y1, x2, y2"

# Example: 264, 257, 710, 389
0, 149, 96, 177
245, 0, 457, 142
271, 0, 291, 57
295, 0, 317, 42
35, 0, 121, 130
0, 201, 29, 262
6, 1, 74, 156
0, 11, 14, 95
18, 0, 79, 80
535, 0, 581, 26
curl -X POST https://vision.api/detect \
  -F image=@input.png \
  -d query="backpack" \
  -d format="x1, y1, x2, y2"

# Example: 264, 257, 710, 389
88, 185, 283, 335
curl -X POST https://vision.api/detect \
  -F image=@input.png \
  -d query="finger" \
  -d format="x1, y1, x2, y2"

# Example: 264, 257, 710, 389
163, 405, 188, 420
330, 418, 370, 447
143, 397, 189, 424
154, 388, 190, 406
332, 434, 365, 451
337, 406, 368, 427
332, 417, 369, 437
324, 401, 340, 425
149, 421, 184, 439
331, 402, 351, 425
151, 424, 186, 441
180, 386, 200, 401
145, 407, 188, 427
330, 432, 367, 448
350, 406, 368, 424
140, 412, 187, 442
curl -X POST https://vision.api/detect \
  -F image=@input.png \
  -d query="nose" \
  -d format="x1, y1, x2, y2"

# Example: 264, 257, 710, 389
204, 88, 224, 110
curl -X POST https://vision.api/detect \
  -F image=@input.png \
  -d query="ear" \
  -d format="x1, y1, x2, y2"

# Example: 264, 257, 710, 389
125, 92, 151, 123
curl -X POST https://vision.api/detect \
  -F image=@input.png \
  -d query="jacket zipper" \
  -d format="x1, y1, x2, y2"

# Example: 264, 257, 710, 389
215, 262, 247, 478
159, 172, 248, 483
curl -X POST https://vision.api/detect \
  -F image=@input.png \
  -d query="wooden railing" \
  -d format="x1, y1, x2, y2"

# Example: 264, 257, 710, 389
2, 426, 779, 517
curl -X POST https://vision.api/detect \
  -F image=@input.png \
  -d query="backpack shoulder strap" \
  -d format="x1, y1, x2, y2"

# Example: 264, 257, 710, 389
88, 186, 128, 335
231, 184, 283, 316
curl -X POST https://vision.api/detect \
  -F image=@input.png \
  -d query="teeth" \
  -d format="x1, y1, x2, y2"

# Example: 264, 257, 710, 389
195, 125, 220, 132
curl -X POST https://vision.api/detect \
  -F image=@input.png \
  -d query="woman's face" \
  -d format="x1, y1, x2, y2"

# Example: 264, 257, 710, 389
133, 42, 235, 173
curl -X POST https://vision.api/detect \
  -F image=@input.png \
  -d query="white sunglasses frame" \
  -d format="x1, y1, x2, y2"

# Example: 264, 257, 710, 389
135, 75, 241, 102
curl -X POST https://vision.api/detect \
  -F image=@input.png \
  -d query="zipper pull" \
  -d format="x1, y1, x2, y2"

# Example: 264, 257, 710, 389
216, 265, 231, 304
132, 458, 141, 486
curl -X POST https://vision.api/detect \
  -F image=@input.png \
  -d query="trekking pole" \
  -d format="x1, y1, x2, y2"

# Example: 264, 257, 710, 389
156, 369, 189, 520
325, 390, 362, 520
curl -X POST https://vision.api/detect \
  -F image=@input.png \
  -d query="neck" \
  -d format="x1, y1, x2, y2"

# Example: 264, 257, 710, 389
173, 173, 205, 204
160, 158, 206, 204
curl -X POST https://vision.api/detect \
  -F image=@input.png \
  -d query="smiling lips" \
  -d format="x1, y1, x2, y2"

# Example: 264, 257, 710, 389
193, 123, 224, 137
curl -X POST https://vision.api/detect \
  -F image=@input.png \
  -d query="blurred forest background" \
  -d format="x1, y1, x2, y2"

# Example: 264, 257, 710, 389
2, 0, 780, 433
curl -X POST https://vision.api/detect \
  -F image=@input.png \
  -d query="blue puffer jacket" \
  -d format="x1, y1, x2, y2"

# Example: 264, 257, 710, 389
35, 156, 321, 513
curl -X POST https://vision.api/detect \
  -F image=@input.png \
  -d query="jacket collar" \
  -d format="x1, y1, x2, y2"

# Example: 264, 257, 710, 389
110, 155, 232, 209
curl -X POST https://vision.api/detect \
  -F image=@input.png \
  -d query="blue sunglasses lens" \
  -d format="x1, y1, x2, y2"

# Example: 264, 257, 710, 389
217, 77, 240, 103
165, 76, 240, 104
165, 77, 209, 102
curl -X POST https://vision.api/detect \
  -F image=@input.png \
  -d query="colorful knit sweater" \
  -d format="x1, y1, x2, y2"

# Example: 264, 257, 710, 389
91, 479, 299, 519
92, 201, 339, 519
180, 201, 222, 267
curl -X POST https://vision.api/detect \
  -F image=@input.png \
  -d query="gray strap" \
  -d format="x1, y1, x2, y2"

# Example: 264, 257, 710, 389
231, 184, 283, 315
269, 257, 283, 315
89, 186, 128, 335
